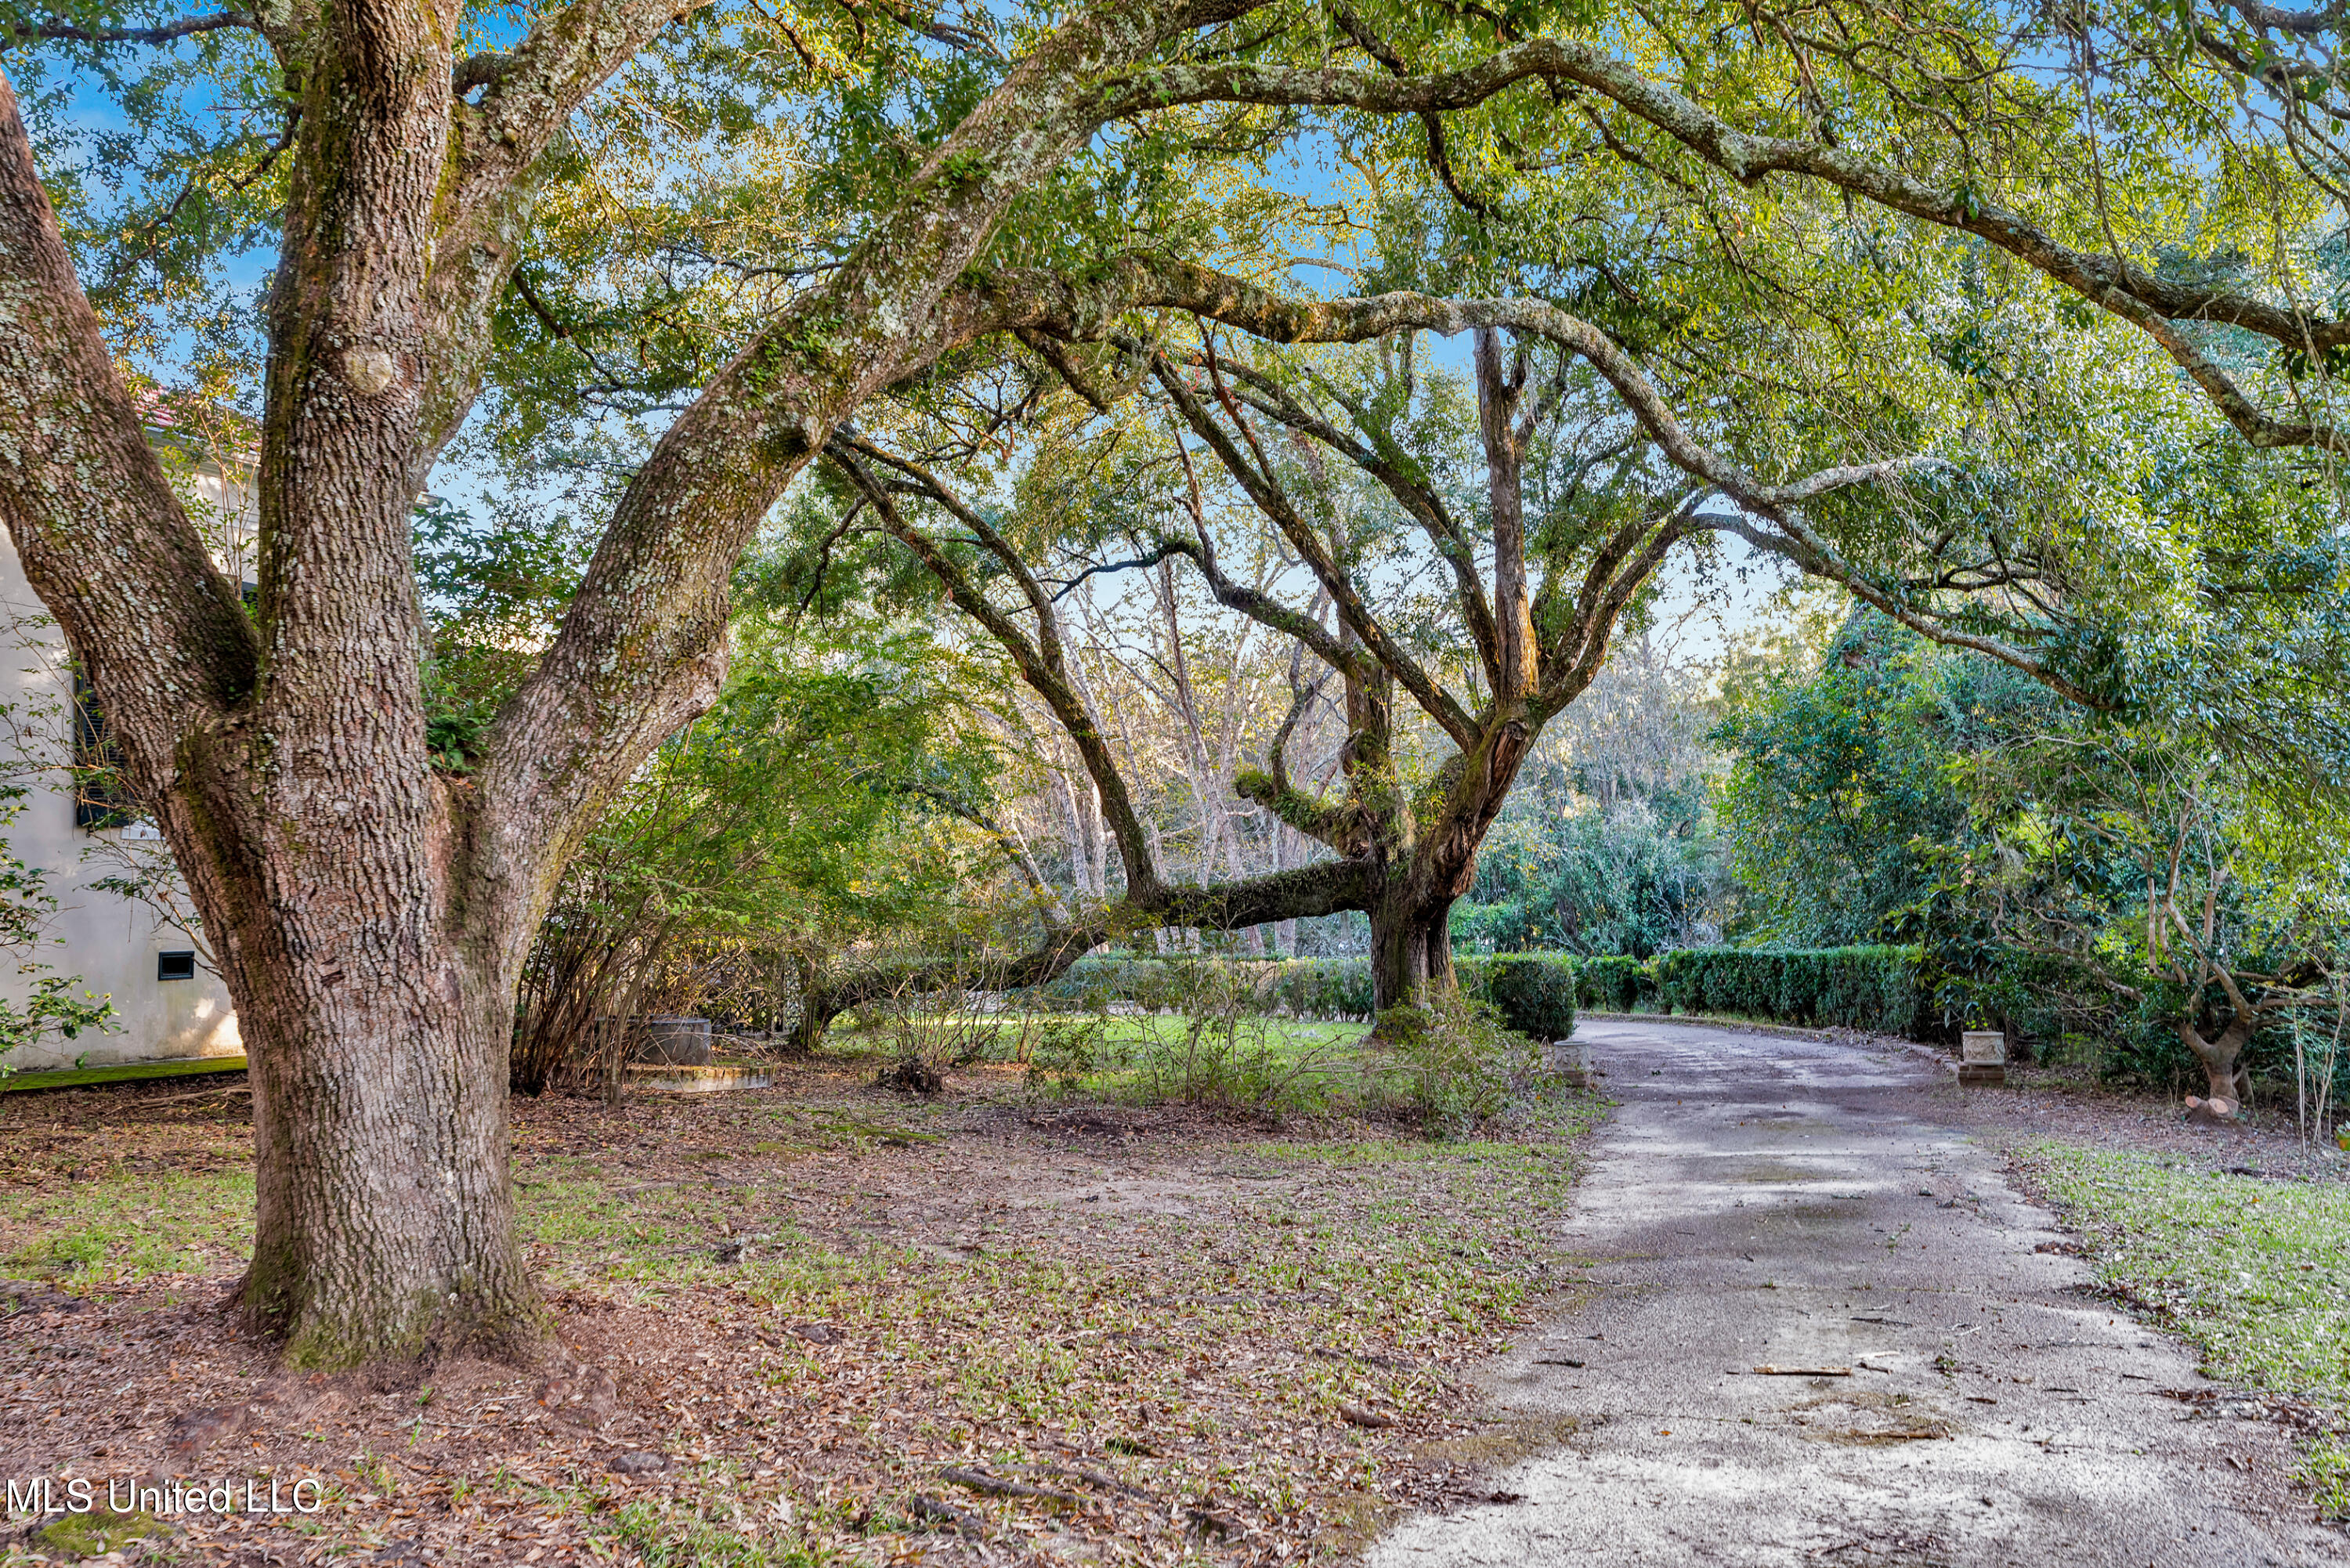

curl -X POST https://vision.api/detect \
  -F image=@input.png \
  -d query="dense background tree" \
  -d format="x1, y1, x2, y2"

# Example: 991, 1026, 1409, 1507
1713, 607, 2350, 1105
1457, 634, 1725, 957
1712, 611, 2034, 948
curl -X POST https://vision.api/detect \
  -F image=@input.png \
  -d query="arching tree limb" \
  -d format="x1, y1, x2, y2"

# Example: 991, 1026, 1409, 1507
792, 856, 1373, 1046
1089, 37, 2350, 372
828, 443, 1169, 902
992, 257, 2097, 703
5, 10, 256, 42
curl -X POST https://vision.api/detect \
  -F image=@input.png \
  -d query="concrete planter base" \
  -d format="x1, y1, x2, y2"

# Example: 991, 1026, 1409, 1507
624, 1064, 772, 1093
630, 1016, 713, 1066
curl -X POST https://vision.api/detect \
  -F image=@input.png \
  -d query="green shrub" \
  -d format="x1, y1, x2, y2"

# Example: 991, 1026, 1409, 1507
1653, 945, 1925, 1035
1023, 1014, 1105, 1099
1366, 992, 1538, 1133
1480, 953, 1578, 1040
1018, 950, 1585, 1034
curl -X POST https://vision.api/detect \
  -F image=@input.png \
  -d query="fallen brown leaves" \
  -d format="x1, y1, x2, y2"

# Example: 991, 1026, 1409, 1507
0, 1054, 1605, 1566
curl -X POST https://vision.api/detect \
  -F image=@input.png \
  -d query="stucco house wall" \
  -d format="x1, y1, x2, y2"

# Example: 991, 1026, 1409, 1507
0, 446, 249, 1071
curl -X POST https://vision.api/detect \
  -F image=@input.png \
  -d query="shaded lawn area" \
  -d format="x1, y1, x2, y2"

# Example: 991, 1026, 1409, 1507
0, 1027, 1605, 1566
836, 1013, 1386, 1116
2011, 1142, 2350, 1516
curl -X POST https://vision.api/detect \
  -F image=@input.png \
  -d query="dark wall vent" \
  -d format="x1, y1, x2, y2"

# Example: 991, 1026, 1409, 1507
157, 951, 197, 982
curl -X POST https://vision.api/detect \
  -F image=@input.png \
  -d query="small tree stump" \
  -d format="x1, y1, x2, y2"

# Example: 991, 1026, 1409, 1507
2183, 1095, 2240, 1126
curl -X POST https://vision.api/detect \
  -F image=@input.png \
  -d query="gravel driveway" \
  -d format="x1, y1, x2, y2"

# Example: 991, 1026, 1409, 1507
1368, 1018, 2341, 1567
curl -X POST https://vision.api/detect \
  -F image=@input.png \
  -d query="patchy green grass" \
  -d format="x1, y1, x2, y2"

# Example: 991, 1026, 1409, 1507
496, 1080, 1608, 1563
491, 1461, 857, 1568
0, 1168, 254, 1284
31, 1506, 168, 1557
2013, 1142, 2350, 1513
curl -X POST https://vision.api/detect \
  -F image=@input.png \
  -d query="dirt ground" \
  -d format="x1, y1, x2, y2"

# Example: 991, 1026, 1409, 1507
3, 1028, 2342, 1567
0, 1053, 1603, 1566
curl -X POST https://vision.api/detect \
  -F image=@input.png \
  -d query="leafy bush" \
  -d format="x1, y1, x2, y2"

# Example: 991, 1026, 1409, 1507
1653, 945, 1925, 1035
1366, 992, 1538, 1133
1477, 953, 1579, 1039
872, 981, 1008, 1092
1456, 780, 1723, 959
1027, 952, 1582, 1035
1021, 1014, 1106, 1099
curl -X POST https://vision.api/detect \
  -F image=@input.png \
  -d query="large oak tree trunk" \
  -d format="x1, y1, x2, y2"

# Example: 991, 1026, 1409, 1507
237, 932, 537, 1362
1, 58, 539, 1362
1365, 732, 1528, 1013
2, 0, 1245, 1366
1368, 891, 1460, 1011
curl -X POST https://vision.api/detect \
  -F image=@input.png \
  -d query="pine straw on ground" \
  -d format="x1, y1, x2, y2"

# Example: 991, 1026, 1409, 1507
0, 1053, 1607, 1567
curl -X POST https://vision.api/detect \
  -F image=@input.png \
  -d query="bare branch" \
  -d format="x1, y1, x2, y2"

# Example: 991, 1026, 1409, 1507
1160, 474, 1367, 682
1165, 345, 1505, 689
1048, 542, 1191, 602
1154, 356, 1481, 746
828, 444, 1168, 901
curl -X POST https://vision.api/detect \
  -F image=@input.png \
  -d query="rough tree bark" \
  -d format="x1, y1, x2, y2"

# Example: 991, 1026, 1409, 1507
0, 0, 1263, 1364
0, 0, 2133, 1358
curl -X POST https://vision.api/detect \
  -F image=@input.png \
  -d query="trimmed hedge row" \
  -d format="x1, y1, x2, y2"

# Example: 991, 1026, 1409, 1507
1573, 954, 1651, 1013
1011, 944, 1922, 1039
1650, 945, 1925, 1036
1022, 956, 1379, 1021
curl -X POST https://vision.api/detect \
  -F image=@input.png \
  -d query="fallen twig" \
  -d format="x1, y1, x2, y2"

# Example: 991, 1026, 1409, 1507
942, 1467, 1086, 1508
905, 1494, 990, 1534
1752, 1365, 1851, 1377
142, 1083, 255, 1106
1039, 1463, 1157, 1501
